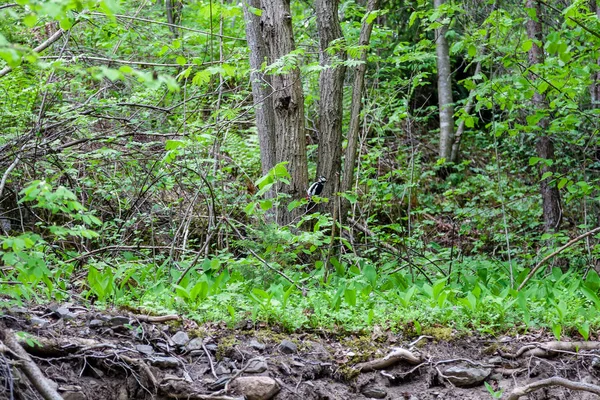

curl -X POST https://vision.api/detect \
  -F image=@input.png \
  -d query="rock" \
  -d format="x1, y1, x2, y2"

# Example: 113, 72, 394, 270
186, 337, 204, 351
279, 339, 297, 354
249, 339, 266, 351
361, 385, 387, 398
231, 376, 280, 400
171, 331, 189, 346
108, 316, 130, 326
215, 364, 231, 375
61, 391, 86, 400
592, 357, 600, 369
443, 366, 490, 387
89, 319, 104, 327
487, 356, 503, 365
30, 317, 50, 328
135, 345, 154, 355
149, 356, 179, 368
54, 307, 76, 320
205, 343, 218, 352
245, 358, 268, 374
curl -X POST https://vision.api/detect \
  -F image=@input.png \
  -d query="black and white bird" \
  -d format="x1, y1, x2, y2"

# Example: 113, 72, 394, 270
306, 176, 326, 211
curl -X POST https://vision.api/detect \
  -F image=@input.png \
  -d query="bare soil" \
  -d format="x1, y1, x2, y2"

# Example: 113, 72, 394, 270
1, 304, 600, 400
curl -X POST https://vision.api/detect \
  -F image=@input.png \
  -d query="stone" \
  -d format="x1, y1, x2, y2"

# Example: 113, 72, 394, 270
205, 343, 217, 352
231, 376, 280, 400
186, 337, 204, 351
215, 364, 231, 375
361, 385, 387, 398
135, 345, 154, 355
30, 317, 50, 328
54, 307, 76, 320
108, 316, 130, 326
245, 358, 268, 374
149, 356, 179, 368
249, 339, 266, 351
443, 366, 490, 387
171, 331, 189, 346
61, 391, 86, 400
487, 356, 503, 365
89, 319, 104, 327
279, 339, 297, 354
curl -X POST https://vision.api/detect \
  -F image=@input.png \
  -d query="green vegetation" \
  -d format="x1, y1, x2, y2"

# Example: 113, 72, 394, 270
1, 0, 600, 338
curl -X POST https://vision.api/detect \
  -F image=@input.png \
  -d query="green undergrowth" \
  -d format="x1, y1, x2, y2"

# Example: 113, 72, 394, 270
2, 243, 600, 339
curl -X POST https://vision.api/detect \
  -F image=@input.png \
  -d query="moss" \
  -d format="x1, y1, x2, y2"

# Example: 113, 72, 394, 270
422, 326, 454, 342
216, 335, 239, 360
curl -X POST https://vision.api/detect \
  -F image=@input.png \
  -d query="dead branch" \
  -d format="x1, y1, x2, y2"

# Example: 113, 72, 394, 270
518, 226, 600, 290
0, 328, 63, 400
507, 377, 600, 400
354, 348, 423, 372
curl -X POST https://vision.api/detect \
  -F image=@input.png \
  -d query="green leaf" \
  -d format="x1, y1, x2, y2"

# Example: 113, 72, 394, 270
259, 199, 273, 210
176, 56, 187, 66
541, 171, 553, 180
23, 14, 38, 28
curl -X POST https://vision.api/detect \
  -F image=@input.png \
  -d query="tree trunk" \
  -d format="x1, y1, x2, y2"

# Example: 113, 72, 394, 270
434, 0, 454, 162
340, 0, 378, 221
315, 0, 346, 211
243, 0, 276, 177
591, 1, 600, 108
526, 0, 562, 231
261, 0, 308, 224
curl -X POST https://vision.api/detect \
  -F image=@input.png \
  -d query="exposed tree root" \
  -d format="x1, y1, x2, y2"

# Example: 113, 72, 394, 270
0, 326, 63, 400
507, 377, 600, 400
354, 348, 423, 372
500, 341, 600, 359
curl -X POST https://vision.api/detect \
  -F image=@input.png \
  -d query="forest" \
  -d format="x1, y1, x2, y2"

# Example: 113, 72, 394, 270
2, 0, 600, 399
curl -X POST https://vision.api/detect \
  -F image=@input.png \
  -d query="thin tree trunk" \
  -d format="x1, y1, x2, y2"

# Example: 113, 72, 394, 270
526, 0, 562, 231
261, 0, 308, 224
450, 62, 480, 163
315, 0, 346, 210
340, 0, 378, 221
243, 0, 276, 177
591, 1, 600, 107
434, 0, 454, 161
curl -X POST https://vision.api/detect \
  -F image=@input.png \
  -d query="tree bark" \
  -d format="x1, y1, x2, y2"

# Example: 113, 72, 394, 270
243, 0, 276, 177
315, 0, 347, 210
261, 0, 308, 224
434, 0, 454, 162
340, 0, 378, 221
526, 0, 562, 231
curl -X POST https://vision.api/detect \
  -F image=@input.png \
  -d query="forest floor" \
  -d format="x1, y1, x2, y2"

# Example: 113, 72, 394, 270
2, 304, 600, 400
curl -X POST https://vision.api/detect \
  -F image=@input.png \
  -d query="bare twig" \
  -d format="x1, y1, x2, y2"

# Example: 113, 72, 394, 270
202, 341, 218, 380
89, 12, 246, 41
507, 377, 600, 400
518, 226, 600, 290
64, 245, 202, 264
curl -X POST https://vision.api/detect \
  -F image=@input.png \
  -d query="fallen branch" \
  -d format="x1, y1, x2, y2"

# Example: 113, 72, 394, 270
518, 226, 600, 290
507, 377, 600, 400
354, 348, 422, 372
0, 327, 63, 400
